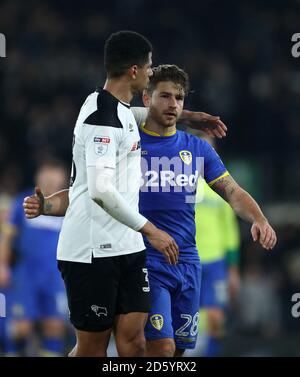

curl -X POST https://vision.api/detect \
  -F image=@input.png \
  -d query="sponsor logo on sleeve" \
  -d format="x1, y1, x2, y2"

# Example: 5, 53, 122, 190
94, 136, 111, 156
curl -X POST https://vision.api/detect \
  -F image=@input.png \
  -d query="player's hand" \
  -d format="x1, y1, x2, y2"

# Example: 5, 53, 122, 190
146, 229, 179, 265
0, 263, 11, 287
140, 222, 179, 265
251, 219, 277, 250
23, 187, 45, 219
181, 110, 227, 138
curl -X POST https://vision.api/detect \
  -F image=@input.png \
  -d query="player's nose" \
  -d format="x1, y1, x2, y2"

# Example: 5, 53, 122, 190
169, 96, 178, 107
168, 101, 177, 110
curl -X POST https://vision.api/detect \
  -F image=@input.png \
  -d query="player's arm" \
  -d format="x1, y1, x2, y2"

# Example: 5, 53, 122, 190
0, 197, 20, 288
131, 107, 227, 138
85, 124, 178, 265
131, 107, 148, 127
87, 165, 147, 231
179, 110, 227, 138
210, 175, 277, 250
87, 166, 178, 265
23, 187, 69, 218
0, 224, 16, 287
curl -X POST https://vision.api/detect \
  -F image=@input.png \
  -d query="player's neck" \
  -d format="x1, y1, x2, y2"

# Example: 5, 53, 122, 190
104, 78, 133, 104
144, 118, 176, 136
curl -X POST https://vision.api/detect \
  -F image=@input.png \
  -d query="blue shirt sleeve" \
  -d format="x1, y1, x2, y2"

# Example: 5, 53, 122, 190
199, 140, 228, 184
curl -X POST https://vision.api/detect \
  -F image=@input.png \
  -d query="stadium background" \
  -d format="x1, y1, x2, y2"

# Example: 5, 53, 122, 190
0, 0, 300, 356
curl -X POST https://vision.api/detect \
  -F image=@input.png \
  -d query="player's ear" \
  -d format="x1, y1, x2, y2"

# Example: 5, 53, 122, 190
142, 90, 150, 107
129, 65, 138, 79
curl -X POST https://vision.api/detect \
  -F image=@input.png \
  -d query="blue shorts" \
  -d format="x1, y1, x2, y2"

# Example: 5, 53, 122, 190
200, 259, 228, 309
145, 258, 201, 350
6, 265, 68, 321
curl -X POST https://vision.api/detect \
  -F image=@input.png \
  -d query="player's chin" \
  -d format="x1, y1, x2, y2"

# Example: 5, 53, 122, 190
160, 121, 174, 129
162, 117, 176, 127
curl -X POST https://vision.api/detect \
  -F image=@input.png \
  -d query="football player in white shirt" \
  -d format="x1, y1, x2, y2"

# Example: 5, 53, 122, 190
26, 31, 180, 358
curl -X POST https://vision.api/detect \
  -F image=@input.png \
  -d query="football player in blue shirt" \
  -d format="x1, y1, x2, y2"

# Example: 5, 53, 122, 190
138, 65, 276, 356
0, 160, 69, 356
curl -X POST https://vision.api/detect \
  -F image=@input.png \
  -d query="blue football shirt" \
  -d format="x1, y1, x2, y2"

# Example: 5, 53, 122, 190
139, 127, 228, 263
8, 191, 63, 273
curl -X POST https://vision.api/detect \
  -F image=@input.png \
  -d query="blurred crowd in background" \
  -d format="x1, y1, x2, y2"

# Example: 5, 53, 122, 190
0, 0, 300, 356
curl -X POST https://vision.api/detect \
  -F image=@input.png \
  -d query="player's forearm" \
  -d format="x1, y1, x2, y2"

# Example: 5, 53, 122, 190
179, 110, 206, 127
179, 109, 193, 125
228, 188, 267, 224
0, 231, 14, 265
43, 189, 69, 216
87, 168, 147, 231
91, 190, 147, 231
212, 175, 266, 225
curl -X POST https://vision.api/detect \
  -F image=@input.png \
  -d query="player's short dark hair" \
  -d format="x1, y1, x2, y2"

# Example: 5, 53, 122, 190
146, 64, 190, 95
104, 30, 153, 78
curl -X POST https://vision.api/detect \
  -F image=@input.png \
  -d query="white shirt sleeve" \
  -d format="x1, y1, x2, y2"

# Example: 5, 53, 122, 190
83, 124, 148, 231
84, 124, 119, 169
131, 107, 149, 127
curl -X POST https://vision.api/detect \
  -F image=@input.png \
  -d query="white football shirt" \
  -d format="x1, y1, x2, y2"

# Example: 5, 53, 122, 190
57, 88, 146, 263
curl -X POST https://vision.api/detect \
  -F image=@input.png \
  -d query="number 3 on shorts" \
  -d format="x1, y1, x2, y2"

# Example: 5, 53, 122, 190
142, 268, 150, 292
